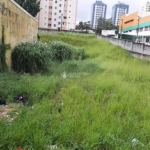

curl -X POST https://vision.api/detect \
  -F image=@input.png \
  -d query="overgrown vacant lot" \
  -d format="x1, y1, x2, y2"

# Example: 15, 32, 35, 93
1, 33, 150, 149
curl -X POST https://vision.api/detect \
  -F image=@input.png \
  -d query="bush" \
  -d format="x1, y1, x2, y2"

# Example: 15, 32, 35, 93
12, 42, 52, 73
72, 47, 85, 60
12, 41, 86, 74
50, 41, 73, 62
49, 41, 85, 62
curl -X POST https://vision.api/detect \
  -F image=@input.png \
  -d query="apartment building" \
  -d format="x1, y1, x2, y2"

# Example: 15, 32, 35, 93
141, 1, 150, 12
38, 0, 78, 30
91, 0, 107, 29
111, 2, 129, 26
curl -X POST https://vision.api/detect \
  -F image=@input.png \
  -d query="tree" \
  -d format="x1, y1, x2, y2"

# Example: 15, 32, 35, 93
14, 0, 40, 17
84, 22, 90, 31
95, 17, 105, 34
78, 22, 84, 30
76, 25, 80, 30
76, 21, 91, 31
96, 17, 118, 34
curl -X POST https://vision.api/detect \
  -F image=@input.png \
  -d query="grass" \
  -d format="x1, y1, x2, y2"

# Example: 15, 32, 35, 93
1, 32, 150, 149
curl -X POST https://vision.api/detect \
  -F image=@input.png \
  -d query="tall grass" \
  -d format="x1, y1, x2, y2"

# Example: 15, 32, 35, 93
11, 42, 52, 73
11, 40, 85, 73
1, 33, 150, 149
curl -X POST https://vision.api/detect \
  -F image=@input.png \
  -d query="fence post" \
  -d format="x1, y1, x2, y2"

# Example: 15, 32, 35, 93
131, 41, 133, 51
142, 43, 145, 57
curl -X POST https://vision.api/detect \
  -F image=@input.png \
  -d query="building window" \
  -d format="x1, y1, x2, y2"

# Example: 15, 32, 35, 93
145, 26, 149, 31
139, 28, 143, 32
48, 24, 51, 26
54, 24, 56, 27
59, 10, 61, 13
49, 6, 52, 9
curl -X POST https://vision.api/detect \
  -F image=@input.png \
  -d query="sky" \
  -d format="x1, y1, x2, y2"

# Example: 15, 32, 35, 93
77, 0, 147, 23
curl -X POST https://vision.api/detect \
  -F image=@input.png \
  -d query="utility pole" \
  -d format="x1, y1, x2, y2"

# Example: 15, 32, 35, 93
120, 19, 123, 39
137, 16, 140, 41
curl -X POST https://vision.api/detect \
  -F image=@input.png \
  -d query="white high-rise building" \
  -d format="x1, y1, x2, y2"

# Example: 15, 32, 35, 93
91, 0, 107, 29
111, 2, 129, 26
141, 1, 150, 12
38, 0, 78, 30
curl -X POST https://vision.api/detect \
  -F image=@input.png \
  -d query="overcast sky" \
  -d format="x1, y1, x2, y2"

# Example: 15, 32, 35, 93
77, 0, 147, 23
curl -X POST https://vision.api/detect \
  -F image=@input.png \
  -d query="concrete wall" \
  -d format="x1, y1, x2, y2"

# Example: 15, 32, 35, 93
38, 29, 89, 34
0, 0, 38, 67
98, 35, 150, 60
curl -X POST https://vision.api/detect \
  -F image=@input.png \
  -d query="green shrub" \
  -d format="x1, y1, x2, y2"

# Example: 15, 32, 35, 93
12, 42, 52, 73
49, 41, 85, 62
72, 47, 85, 60
11, 41, 86, 74
50, 41, 73, 62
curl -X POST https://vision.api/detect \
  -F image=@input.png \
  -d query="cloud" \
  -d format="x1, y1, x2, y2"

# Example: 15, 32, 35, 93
77, 0, 145, 23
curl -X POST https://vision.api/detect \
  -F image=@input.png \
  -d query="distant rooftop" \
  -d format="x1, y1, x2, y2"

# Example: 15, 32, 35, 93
123, 11, 150, 18
94, 0, 106, 5
118, 1, 125, 4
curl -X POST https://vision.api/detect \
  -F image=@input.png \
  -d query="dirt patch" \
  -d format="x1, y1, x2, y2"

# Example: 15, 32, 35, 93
0, 105, 12, 119
0, 104, 21, 121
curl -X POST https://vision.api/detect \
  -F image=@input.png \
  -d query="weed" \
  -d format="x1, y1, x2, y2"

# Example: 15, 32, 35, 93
1, 33, 150, 149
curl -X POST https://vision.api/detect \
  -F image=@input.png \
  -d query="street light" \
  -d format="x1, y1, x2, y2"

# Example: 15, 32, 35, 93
120, 19, 124, 39
136, 16, 141, 41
